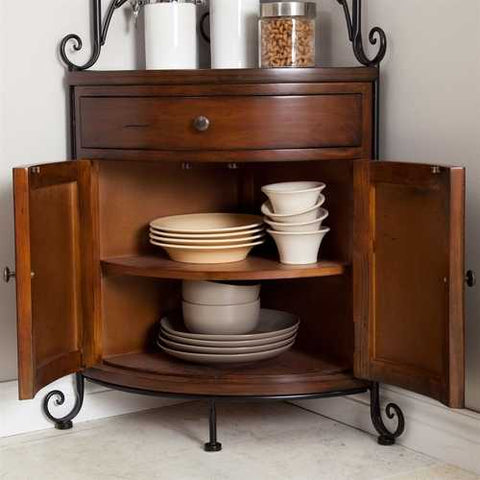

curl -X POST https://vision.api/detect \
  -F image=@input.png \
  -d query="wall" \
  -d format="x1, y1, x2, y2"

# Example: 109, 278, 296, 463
0, 0, 479, 430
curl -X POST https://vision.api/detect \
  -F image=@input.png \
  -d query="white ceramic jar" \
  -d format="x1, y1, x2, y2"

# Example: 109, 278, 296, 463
207, 0, 259, 68
142, 0, 199, 70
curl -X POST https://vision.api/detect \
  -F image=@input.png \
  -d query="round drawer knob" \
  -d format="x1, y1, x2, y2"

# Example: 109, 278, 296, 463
193, 116, 210, 132
3, 267, 16, 283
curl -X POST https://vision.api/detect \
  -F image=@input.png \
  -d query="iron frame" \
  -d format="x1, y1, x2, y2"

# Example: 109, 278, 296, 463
43, 373, 405, 449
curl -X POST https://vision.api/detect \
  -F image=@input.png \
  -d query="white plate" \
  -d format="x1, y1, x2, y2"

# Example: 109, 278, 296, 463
158, 334, 295, 354
150, 226, 265, 239
149, 232, 265, 246
160, 327, 297, 347
160, 309, 300, 341
151, 240, 264, 264
150, 213, 263, 234
159, 341, 294, 364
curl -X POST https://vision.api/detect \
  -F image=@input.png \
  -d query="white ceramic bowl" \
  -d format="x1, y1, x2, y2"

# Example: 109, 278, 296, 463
264, 209, 329, 232
182, 299, 261, 335
268, 227, 330, 265
150, 240, 264, 264
262, 181, 326, 214
261, 197, 325, 224
182, 280, 261, 306
150, 213, 263, 234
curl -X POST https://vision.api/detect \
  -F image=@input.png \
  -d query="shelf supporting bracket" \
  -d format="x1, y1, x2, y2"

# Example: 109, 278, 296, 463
42, 373, 85, 429
369, 382, 405, 445
59, 0, 130, 71
204, 399, 222, 452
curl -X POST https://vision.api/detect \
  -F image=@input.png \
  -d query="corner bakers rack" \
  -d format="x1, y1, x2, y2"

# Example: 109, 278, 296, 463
46, 0, 402, 451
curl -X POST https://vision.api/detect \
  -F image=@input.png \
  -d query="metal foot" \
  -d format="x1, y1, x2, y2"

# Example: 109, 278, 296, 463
43, 373, 85, 430
370, 382, 405, 445
204, 400, 222, 452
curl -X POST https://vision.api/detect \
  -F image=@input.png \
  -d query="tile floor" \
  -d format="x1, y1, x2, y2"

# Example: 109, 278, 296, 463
0, 402, 478, 480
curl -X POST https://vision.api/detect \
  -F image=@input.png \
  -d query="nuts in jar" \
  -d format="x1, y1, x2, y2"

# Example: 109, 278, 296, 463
259, 2, 316, 68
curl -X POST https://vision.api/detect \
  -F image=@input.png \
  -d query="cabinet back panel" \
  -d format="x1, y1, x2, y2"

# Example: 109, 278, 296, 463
97, 161, 241, 258
102, 276, 181, 356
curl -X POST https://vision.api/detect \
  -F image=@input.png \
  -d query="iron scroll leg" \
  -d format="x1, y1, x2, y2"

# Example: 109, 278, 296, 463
43, 373, 85, 430
369, 382, 405, 445
204, 399, 222, 452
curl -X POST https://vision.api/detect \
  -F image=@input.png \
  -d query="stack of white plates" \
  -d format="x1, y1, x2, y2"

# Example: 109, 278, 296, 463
261, 182, 330, 265
157, 309, 300, 365
149, 213, 265, 264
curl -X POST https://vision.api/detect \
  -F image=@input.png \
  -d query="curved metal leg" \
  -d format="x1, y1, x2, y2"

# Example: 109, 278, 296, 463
43, 373, 85, 430
204, 400, 222, 452
370, 382, 405, 445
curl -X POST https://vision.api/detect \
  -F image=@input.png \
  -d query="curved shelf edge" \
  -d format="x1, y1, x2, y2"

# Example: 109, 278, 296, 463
101, 255, 348, 281
82, 351, 367, 398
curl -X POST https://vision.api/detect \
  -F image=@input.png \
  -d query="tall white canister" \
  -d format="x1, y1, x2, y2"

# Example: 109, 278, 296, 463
204, 0, 260, 68
141, 0, 200, 70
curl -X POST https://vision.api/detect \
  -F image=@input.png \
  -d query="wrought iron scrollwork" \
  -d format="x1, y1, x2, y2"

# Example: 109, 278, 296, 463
59, 0, 129, 71
336, 0, 387, 67
369, 382, 405, 445
43, 373, 85, 430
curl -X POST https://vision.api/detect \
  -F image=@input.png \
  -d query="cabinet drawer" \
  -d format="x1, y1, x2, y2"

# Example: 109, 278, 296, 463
79, 95, 363, 152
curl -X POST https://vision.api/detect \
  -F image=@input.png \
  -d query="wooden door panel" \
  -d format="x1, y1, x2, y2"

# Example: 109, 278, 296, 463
14, 161, 99, 399
354, 161, 465, 407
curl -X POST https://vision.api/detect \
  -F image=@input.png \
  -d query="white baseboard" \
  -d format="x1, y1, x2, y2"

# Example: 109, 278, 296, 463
292, 385, 480, 475
1, 375, 183, 438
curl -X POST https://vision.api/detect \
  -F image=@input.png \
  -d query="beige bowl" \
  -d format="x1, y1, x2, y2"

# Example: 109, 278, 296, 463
264, 209, 329, 232
182, 280, 261, 305
261, 197, 325, 223
268, 227, 330, 265
150, 213, 263, 234
182, 299, 261, 335
262, 181, 326, 214
150, 240, 264, 264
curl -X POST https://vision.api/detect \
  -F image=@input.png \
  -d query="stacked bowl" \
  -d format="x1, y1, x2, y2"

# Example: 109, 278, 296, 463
261, 181, 330, 265
157, 281, 300, 365
149, 213, 265, 264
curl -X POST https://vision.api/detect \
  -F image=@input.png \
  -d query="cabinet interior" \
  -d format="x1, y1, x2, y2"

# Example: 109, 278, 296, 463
96, 159, 355, 370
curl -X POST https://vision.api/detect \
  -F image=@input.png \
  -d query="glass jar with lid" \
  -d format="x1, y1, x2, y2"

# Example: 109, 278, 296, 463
259, 2, 316, 68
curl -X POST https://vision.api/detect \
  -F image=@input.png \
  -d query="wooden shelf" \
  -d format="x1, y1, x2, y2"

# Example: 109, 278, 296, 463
83, 350, 367, 397
101, 255, 348, 281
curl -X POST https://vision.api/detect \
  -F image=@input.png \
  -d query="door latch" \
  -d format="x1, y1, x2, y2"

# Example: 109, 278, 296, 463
465, 270, 476, 287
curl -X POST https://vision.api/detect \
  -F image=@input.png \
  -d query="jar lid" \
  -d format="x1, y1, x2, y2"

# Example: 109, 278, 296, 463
260, 2, 316, 19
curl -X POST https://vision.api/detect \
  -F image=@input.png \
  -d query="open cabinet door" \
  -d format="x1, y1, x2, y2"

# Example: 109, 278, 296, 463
354, 161, 465, 407
14, 161, 100, 399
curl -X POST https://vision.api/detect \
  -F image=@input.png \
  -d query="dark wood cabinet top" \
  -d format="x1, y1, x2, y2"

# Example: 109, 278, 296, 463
67, 67, 379, 87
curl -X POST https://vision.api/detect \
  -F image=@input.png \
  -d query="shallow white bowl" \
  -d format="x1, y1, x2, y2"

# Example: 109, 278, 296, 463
264, 209, 329, 232
268, 227, 330, 265
182, 280, 261, 306
182, 299, 261, 335
150, 240, 264, 264
149, 232, 265, 246
261, 197, 325, 223
262, 181, 326, 214
150, 213, 263, 234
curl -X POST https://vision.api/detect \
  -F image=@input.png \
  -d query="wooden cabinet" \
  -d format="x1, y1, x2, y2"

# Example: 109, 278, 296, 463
12, 69, 465, 423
